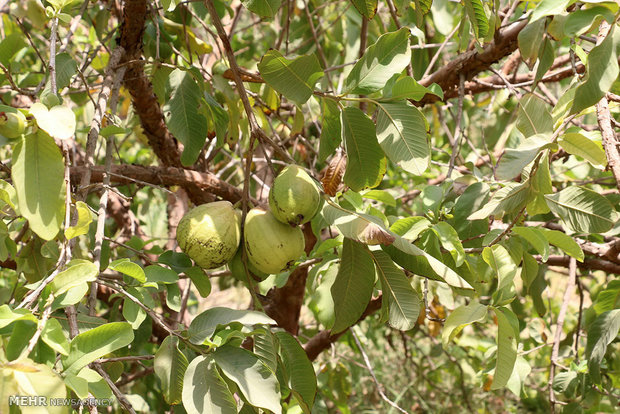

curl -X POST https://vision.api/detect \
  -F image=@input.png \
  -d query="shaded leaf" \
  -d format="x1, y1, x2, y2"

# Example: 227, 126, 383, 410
344, 28, 411, 95
213, 346, 281, 414
442, 301, 487, 346
370, 250, 420, 331
182, 355, 237, 414
544, 186, 617, 233
331, 238, 376, 333
154, 335, 188, 405
376, 101, 430, 175
341, 107, 385, 191
12, 132, 65, 240
585, 309, 620, 383
258, 50, 324, 106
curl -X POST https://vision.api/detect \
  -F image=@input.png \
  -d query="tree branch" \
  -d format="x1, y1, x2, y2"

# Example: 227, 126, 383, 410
71, 164, 251, 204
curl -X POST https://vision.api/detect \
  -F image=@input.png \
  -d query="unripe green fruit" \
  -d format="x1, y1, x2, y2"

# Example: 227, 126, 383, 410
244, 208, 305, 274
269, 165, 322, 226
176, 201, 241, 269
0, 109, 26, 139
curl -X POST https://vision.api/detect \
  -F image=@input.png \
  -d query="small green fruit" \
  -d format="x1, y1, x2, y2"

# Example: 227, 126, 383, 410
269, 165, 322, 226
176, 201, 241, 269
244, 208, 305, 274
0, 108, 26, 139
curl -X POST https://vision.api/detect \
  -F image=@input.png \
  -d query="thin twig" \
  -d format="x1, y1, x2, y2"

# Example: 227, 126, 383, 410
351, 329, 410, 414
549, 257, 577, 413
92, 363, 137, 414
447, 74, 465, 178
422, 23, 460, 79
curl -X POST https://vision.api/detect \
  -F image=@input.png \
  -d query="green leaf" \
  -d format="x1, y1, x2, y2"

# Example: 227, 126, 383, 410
530, 0, 572, 23
363, 190, 397, 207
185, 266, 212, 298
50, 259, 98, 296
463, 0, 489, 39
468, 182, 532, 220
213, 346, 281, 414
558, 132, 607, 167
585, 309, 620, 383
491, 307, 519, 390
544, 186, 617, 233
382, 76, 443, 101
182, 355, 237, 414
442, 301, 487, 346
341, 107, 385, 191
564, 6, 615, 37
539, 228, 584, 261
390, 235, 473, 290
331, 239, 376, 333
275, 332, 317, 413
12, 133, 65, 240
164, 69, 208, 166
155, 335, 189, 405
202, 93, 229, 145
318, 98, 342, 162
376, 101, 430, 175
430, 222, 465, 266
144, 265, 178, 284
2, 358, 67, 413
594, 280, 620, 314
0, 178, 18, 212
29, 103, 76, 140
349, 0, 378, 18
62, 322, 134, 375
188, 307, 275, 345
571, 28, 619, 114
241, 0, 282, 18
450, 182, 490, 240
512, 227, 550, 262
0, 33, 27, 66
65, 201, 94, 240
322, 203, 395, 245
40, 318, 70, 356
344, 28, 411, 95
515, 94, 553, 138
108, 258, 146, 283
496, 135, 556, 181
482, 245, 518, 290
518, 20, 546, 68
370, 250, 420, 331
527, 151, 553, 215
54, 53, 77, 90
253, 329, 278, 373
258, 50, 324, 106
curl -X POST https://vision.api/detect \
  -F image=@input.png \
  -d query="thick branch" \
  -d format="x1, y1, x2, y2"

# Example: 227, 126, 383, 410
541, 255, 620, 274
71, 164, 248, 204
119, 0, 182, 167
419, 19, 527, 103
304, 296, 382, 361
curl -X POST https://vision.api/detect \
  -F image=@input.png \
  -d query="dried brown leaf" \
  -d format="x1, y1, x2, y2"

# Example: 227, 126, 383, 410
322, 149, 347, 196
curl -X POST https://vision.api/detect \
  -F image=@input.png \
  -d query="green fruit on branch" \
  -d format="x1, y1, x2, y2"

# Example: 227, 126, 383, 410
176, 201, 241, 269
269, 165, 322, 226
0, 107, 26, 139
228, 248, 269, 282
244, 208, 305, 274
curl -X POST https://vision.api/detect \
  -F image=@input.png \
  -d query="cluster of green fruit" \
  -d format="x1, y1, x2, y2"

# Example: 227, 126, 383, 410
176, 165, 322, 276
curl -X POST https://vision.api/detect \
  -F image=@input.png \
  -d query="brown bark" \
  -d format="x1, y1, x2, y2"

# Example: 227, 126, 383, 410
119, 0, 182, 168
418, 20, 528, 103
304, 296, 383, 361
71, 164, 249, 204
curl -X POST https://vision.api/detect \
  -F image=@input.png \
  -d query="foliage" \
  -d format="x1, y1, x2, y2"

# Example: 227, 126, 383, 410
0, 0, 619, 413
